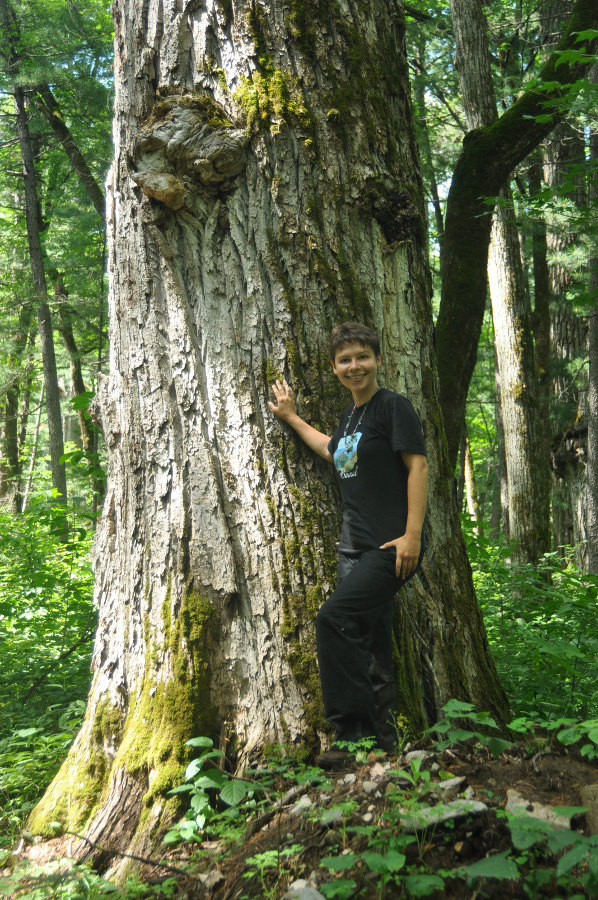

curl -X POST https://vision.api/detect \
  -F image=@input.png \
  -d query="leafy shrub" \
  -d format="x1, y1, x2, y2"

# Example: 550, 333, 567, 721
0, 495, 94, 857
465, 521, 598, 720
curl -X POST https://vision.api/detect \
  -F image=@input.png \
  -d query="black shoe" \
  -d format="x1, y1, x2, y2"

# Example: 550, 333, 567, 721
316, 749, 350, 770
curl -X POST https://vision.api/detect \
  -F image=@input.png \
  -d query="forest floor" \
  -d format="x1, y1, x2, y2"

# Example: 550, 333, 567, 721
7, 736, 598, 899
137, 739, 598, 900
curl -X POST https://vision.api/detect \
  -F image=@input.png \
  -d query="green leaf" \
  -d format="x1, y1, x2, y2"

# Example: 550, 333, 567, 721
362, 850, 406, 874
321, 854, 357, 871
557, 842, 589, 875
555, 48, 592, 68
403, 874, 446, 896
575, 28, 598, 42
185, 736, 214, 749
546, 828, 579, 855
486, 737, 515, 757
461, 850, 518, 880
195, 771, 228, 790
220, 779, 252, 807
557, 726, 582, 746
552, 806, 589, 817
167, 784, 194, 795
70, 392, 95, 410
320, 879, 358, 899
588, 846, 598, 874
445, 728, 476, 743
507, 815, 551, 850
14, 728, 41, 739
442, 699, 475, 715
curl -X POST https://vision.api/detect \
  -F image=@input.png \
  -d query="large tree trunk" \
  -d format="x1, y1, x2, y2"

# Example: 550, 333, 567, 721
28, 0, 508, 865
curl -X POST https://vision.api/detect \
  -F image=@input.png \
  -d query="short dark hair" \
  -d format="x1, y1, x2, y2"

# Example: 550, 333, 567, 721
329, 322, 380, 361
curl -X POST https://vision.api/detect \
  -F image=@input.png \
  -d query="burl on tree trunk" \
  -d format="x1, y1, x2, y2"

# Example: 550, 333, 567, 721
27, 0, 507, 867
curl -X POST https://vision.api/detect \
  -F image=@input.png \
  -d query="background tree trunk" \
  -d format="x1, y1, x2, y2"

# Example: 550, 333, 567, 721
435, 0, 598, 470
0, 0, 67, 504
0, 304, 31, 510
585, 64, 598, 573
449, 0, 550, 561
29, 0, 508, 865
464, 431, 482, 533
13, 84, 67, 506
488, 193, 550, 561
35, 83, 105, 220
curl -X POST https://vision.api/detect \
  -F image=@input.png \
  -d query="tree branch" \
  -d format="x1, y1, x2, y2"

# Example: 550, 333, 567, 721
34, 84, 105, 220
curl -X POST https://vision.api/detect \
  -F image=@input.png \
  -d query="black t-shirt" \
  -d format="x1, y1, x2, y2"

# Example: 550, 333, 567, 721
328, 388, 426, 553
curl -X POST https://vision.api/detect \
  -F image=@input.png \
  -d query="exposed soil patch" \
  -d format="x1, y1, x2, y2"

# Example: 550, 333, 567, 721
179, 744, 598, 899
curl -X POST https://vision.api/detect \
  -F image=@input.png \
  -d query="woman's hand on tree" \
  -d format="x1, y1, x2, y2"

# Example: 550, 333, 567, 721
268, 379, 297, 421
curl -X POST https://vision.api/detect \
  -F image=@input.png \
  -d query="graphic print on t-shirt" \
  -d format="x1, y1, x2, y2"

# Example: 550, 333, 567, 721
334, 432, 362, 479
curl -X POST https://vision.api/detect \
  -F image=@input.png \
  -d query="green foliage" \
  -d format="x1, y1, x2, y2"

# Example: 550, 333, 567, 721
0, 496, 95, 706
430, 699, 515, 757
0, 496, 94, 859
243, 844, 304, 898
0, 703, 85, 862
467, 524, 598, 720
0, 859, 177, 899
163, 736, 265, 846
331, 735, 380, 764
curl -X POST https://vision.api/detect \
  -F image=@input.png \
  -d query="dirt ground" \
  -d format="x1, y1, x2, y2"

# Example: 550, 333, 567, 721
168, 744, 598, 900
11, 742, 598, 899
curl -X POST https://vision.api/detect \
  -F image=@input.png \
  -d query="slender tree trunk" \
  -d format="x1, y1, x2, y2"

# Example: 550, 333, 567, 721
529, 151, 552, 433
1, 0, 67, 503
435, 0, 598, 470
586, 65, 598, 573
21, 383, 44, 513
488, 192, 550, 561
0, 303, 34, 511
464, 432, 482, 534
449, 0, 550, 561
35, 83, 105, 220
51, 271, 96, 453
11, 89, 67, 503
28, 0, 508, 865
490, 358, 510, 541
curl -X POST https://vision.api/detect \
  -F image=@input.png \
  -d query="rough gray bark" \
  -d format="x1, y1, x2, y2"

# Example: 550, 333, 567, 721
29, 0, 508, 865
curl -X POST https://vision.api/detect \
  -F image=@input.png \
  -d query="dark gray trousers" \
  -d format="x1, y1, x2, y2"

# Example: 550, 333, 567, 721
316, 547, 421, 749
